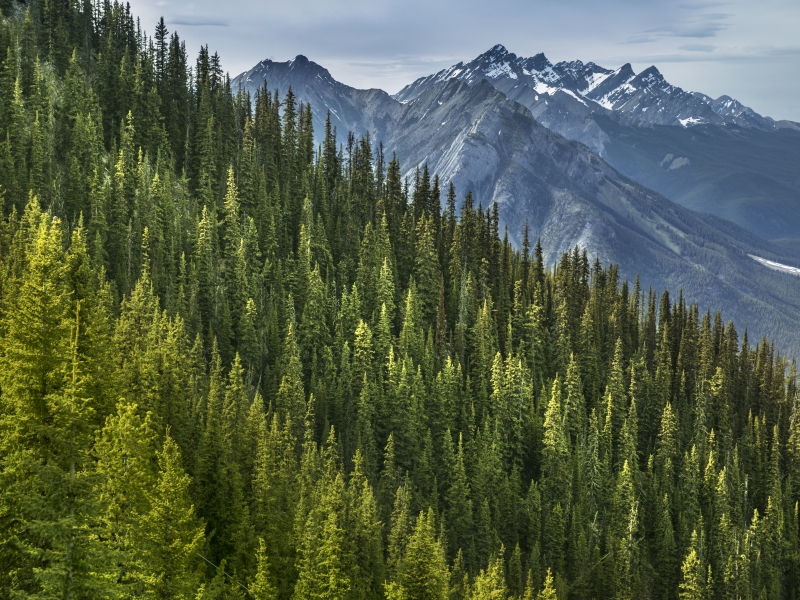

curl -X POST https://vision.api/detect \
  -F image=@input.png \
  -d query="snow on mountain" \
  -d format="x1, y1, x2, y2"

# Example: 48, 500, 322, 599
394, 44, 777, 131
691, 92, 776, 129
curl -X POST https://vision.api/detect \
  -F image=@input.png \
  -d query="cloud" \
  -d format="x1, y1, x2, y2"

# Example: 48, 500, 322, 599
650, 12, 730, 38
622, 35, 660, 44
168, 15, 229, 26
680, 43, 716, 52
610, 44, 800, 64
676, 1, 729, 8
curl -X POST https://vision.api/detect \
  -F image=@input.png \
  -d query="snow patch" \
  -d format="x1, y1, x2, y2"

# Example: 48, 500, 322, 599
668, 157, 690, 170
534, 81, 559, 96
750, 255, 800, 277
484, 61, 518, 79
584, 71, 612, 93
559, 89, 588, 107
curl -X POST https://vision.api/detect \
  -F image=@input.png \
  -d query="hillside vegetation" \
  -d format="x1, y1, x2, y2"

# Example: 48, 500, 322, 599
0, 2, 799, 599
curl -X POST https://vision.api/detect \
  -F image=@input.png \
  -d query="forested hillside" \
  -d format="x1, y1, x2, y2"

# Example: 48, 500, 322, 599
0, 1, 799, 599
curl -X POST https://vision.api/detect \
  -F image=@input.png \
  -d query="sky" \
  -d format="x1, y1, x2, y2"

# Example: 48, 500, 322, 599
130, 0, 800, 121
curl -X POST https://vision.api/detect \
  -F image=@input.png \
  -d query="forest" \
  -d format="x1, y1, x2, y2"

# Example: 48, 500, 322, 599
0, 1, 798, 598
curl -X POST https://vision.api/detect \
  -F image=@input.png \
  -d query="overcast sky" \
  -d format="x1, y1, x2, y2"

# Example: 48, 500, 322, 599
130, 0, 800, 121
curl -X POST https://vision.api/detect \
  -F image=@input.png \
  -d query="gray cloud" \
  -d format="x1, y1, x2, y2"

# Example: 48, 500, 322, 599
634, 12, 730, 41
168, 15, 228, 26
679, 43, 716, 52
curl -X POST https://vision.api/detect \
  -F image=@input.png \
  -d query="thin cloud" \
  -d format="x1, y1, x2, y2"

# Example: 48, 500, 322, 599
168, 15, 229, 26
613, 45, 800, 64
649, 13, 730, 38
676, 1, 729, 8
680, 43, 716, 52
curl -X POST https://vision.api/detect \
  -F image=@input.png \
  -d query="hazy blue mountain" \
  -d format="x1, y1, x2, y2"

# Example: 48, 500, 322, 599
233, 54, 800, 355
232, 55, 395, 141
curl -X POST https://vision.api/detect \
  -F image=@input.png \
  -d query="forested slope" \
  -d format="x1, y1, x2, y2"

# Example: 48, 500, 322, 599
0, 2, 799, 599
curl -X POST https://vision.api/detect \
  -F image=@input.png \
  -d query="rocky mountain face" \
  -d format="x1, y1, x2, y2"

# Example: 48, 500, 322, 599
394, 45, 800, 241
232, 53, 800, 355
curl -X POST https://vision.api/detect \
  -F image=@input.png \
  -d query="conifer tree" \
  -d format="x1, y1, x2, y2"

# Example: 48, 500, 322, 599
94, 402, 158, 592
135, 433, 205, 598
469, 554, 509, 600
678, 531, 707, 600
396, 509, 449, 600
250, 538, 278, 600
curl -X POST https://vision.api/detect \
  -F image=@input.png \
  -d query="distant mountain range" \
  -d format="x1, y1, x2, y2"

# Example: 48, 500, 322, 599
393, 45, 800, 241
232, 47, 800, 356
395, 44, 795, 131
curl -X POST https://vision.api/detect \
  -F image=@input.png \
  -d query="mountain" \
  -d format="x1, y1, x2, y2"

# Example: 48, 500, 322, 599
395, 44, 787, 130
394, 45, 800, 241
232, 55, 800, 354
232, 55, 396, 143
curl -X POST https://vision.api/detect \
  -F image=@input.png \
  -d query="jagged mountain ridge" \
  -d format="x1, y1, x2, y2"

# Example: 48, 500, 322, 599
233, 56, 800, 354
394, 44, 783, 131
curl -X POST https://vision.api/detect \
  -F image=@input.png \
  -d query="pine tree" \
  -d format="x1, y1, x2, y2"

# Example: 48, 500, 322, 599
250, 538, 278, 600
135, 433, 205, 598
445, 433, 475, 568
469, 554, 509, 600
0, 204, 91, 595
678, 531, 706, 600
535, 569, 557, 600
294, 472, 352, 600
94, 401, 158, 592
397, 509, 449, 600
542, 376, 571, 514
277, 298, 307, 438
346, 452, 385, 600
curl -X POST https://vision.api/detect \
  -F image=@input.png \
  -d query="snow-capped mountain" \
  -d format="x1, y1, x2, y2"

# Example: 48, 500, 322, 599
394, 44, 611, 103
394, 44, 777, 130
691, 92, 777, 130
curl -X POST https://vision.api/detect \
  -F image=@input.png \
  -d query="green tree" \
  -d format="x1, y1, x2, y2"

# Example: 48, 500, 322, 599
396, 509, 449, 600
135, 433, 205, 598
469, 554, 509, 600
250, 538, 278, 600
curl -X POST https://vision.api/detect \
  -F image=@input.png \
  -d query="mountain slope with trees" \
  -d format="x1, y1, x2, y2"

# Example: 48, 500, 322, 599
234, 55, 800, 358
0, 1, 799, 599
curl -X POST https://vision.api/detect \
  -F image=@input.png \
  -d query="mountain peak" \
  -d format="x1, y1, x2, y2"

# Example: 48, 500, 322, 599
617, 63, 635, 78
391, 47, 774, 132
478, 44, 513, 63
635, 65, 665, 86
523, 52, 551, 73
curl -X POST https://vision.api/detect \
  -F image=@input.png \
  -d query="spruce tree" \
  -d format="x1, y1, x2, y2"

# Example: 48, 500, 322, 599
135, 433, 205, 598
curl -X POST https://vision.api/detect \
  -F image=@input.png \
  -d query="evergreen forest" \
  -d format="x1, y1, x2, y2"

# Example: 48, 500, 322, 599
0, 1, 799, 598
